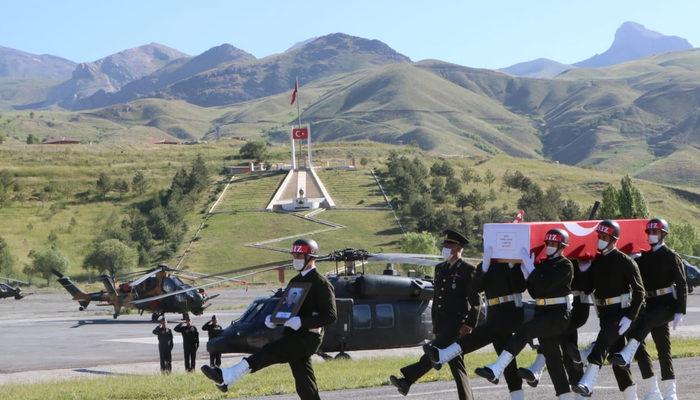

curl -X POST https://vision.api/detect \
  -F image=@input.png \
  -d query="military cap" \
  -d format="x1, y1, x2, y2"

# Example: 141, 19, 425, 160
442, 228, 469, 247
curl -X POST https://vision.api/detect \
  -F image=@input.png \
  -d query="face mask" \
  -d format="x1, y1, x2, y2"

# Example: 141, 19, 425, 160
546, 246, 558, 256
648, 235, 659, 245
442, 247, 453, 261
292, 258, 306, 270
597, 239, 609, 251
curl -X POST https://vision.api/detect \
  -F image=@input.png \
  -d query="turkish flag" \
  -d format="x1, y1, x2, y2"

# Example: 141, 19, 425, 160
290, 78, 298, 105
292, 127, 308, 139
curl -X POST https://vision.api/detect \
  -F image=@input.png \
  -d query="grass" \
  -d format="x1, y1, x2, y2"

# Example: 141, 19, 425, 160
5, 338, 700, 399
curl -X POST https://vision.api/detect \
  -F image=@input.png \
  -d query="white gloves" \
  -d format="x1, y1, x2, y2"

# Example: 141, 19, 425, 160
618, 316, 632, 335
579, 260, 592, 272
264, 314, 276, 329
482, 246, 493, 273
520, 247, 535, 278
284, 316, 302, 331
673, 313, 684, 330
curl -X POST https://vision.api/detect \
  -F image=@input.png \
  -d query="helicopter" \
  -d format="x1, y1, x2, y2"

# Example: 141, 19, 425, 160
51, 265, 222, 320
0, 277, 30, 300
138, 248, 463, 359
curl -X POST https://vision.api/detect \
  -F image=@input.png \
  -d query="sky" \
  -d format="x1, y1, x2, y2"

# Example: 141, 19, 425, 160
1, 0, 699, 69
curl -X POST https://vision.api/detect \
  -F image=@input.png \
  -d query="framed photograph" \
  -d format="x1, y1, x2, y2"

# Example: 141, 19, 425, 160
270, 282, 311, 324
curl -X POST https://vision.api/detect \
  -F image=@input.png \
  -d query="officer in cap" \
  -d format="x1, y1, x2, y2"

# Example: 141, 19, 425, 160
202, 315, 224, 367
174, 315, 200, 372
390, 229, 481, 400
201, 238, 337, 400
612, 218, 687, 400
572, 220, 645, 398
152, 317, 174, 374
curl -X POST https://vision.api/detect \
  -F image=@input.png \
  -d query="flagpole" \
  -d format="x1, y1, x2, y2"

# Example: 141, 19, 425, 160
295, 76, 303, 167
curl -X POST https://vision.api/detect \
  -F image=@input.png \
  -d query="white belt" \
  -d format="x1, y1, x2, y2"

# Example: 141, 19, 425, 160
595, 293, 632, 308
647, 286, 674, 298
535, 295, 570, 306
486, 293, 522, 307
573, 290, 593, 305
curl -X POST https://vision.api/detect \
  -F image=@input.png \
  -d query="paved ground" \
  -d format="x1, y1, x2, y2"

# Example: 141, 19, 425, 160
2, 289, 700, 388
249, 356, 699, 399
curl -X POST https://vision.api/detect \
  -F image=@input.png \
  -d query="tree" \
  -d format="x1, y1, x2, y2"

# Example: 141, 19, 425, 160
114, 179, 129, 199
461, 167, 475, 184
484, 169, 496, 187
561, 199, 582, 221
0, 170, 14, 208
430, 160, 454, 177
83, 239, 137, 277
132, 171, 148, 195
503, 170, 532, 191
239, 141, 269, 162
24, 247, 69, 286
188, 154, 209, 193
360, 157, 369, 167
599, 184, 619, 219
465, 188, 486, 211
400, 231, 438, 255
665, 223, 700, 256
96, 172, 111, 199
0, 237, 13, 274
456, 193, 469, 212
430, 177, 447, 203
618, 175, 648, 218
445, 176, 462, 196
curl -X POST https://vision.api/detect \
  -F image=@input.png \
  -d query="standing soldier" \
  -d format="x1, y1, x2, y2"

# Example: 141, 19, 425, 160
152, 317, 173, 374
390, 229, 481, 400
572, 220, 645, 398
611, 218, 686, 400
201, 238, 337, 399
174, 315, 200, 372
203, 315, 224, 367
423, 245, 527, 400
472, 229, 575, 399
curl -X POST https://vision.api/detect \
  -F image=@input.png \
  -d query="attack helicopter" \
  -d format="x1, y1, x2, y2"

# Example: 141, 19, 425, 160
52, 265, 222, 320
0, 277, 30, 300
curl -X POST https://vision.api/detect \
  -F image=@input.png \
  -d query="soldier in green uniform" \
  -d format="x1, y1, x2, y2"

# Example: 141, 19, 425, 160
390, 229, 481, 400
152, 317, 173, 374
202, 315, 224, 367
201, 238, 337, 400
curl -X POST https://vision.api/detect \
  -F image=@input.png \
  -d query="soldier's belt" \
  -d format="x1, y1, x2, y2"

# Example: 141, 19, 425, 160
595, 293, 632, 307
534, 296, 570, 306
646, 286, 674, 298
487, 294, 516, 306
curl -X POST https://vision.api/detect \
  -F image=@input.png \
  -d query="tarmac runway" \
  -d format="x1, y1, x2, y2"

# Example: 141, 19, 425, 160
2, 288, 700, 388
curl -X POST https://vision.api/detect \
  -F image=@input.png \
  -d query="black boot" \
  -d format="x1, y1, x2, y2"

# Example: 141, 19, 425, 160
389, 375, 410, 396
201, 365, 228, 393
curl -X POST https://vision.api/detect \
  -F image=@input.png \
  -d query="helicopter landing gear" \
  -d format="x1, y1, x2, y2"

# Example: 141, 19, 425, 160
316, 352, 333, 361
181, 312, 190, 321
334, 352, 351, 360
113, 313, 119, 319
79, 306, 84, 311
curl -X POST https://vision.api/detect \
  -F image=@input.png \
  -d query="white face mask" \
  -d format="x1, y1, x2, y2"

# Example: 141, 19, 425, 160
546, 246, 559, 256
648, 235, 659, 245
292, 258, 306, 270
597, 239, 609, 251
441, 247, 453, 261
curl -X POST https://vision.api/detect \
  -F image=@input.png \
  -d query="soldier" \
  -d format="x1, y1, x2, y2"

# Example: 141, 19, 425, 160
201, 238, 337, 399
611, 218, 686, 400
202, 315, 224, 367
390, 229, 481, 400
572, 220, 645, 398
174, 315, 200, 372
152, 318, 174, 374
471, 229, 574, 399
423, 244, 526, 399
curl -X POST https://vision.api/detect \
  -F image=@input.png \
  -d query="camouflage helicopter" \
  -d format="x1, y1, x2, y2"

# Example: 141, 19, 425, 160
0, 277, 30, 300
52, 265, 222, 320
133, 248, 463, 359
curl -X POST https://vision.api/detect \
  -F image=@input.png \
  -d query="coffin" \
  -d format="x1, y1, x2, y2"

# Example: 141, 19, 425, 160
483, 219, 650, 262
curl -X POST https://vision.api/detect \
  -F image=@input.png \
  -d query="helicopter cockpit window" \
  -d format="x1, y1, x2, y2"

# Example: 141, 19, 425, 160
352, 304, 371, 330
375, 304, 394, 328
162, 278, 176, 293
240, 301, 266, 323
143, 277, 157, 292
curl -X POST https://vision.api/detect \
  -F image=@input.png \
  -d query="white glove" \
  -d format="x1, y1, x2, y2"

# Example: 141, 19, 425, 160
673, 313, 684, 330
264, 314, 276, 329
284, 316, 302, 331
579, 260, 592, 272
631, 253, 642, 259
618, 316, 632, 335
482, 246, 493, 273
520, 247, 535, 276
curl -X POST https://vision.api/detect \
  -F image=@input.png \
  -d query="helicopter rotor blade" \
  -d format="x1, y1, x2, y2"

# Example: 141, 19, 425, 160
366, 253, 441, 267
129, 264, 289, 305
129, 267, 166, 287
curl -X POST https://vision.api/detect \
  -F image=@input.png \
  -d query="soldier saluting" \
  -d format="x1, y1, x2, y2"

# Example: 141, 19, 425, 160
390, 229, 480, 400
201, 238, 337, 400
174, 315, 199, 372
152, 317, 174, 374
202, 315, 224, 367
611, 218, 687, 400
572, 220, 645, 398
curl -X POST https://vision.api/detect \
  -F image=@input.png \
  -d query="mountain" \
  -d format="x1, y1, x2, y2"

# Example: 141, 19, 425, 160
160, 33, 411, 106
44, 43, 187, 108
575, 21, 693, 68
0, 46, 76, 80
499, 58, 573, 78
72, 43, 255, 109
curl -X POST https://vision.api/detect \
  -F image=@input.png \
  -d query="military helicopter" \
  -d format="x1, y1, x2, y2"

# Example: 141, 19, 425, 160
138, 248, 458, 359
0, 277, 30, 300
52, 265, 222, 320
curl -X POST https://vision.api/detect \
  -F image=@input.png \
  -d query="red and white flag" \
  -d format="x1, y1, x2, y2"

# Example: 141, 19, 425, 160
292, 127, 308, 139
512, 210, 525, 223
290, 78, 298, 105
